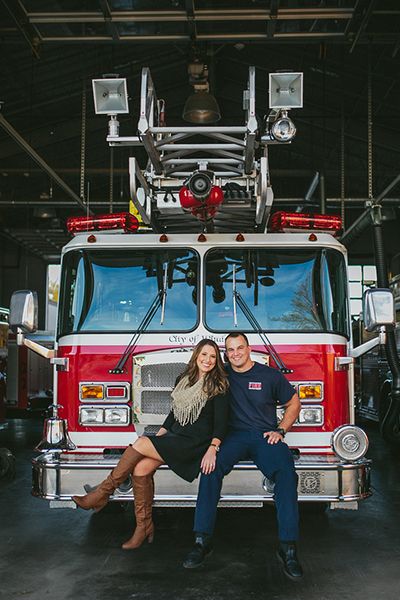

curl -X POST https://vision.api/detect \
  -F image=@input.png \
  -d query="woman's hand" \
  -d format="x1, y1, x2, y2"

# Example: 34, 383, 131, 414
156, 427, 168, 437
200, 446, 218, 474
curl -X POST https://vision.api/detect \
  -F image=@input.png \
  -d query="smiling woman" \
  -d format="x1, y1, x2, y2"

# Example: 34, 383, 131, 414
72, 338, 230, 551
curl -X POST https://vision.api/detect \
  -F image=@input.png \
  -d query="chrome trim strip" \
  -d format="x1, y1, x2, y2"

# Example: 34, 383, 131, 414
68, 431, 137, 446
32, 453, 371, 505
285, 432, 331, 445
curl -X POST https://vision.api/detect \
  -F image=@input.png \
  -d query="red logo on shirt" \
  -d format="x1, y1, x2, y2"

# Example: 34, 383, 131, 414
248, 382, 262, 390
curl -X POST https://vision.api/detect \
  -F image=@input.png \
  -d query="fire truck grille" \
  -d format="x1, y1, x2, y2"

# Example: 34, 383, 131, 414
141, 391, 172, 415
140, 363, 186, 388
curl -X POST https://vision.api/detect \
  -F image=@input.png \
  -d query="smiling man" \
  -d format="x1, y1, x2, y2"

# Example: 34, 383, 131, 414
183, 332, 303, 580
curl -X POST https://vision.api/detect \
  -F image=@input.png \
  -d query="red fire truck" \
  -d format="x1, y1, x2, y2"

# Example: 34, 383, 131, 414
9, 67, 395, 509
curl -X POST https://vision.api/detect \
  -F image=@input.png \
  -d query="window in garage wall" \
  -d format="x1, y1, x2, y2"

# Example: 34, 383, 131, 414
348, 265, 377, 317
46, 264, 60, 331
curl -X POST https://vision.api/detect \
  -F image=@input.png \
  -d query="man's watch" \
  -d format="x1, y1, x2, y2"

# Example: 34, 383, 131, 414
276, 427, 286, 438
210, 443, 220, 452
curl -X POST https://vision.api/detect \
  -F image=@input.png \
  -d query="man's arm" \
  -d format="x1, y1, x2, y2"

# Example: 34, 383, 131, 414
264, 393, 301, 444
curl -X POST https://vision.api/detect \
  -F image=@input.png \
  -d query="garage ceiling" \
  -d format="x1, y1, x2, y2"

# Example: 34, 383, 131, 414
1, 0, 400, 259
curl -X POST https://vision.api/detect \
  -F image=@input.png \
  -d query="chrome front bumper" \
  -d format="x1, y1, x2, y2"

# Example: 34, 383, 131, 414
32, 452, 371, 508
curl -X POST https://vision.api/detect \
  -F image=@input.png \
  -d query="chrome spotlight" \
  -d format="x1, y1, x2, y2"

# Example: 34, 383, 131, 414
35, 416, 76, 452
331, 425, 369, 462
270, 110, 296, 142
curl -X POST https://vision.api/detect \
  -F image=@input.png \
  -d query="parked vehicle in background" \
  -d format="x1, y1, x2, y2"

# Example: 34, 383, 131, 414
356, 257, 400, 428
0, 307, 9, 361
0, 307, 9, 420
0, 307, 15, 480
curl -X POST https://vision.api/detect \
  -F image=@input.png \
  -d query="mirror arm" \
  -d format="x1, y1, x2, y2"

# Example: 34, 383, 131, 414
17, 330, 55, 359
351, 327, 386, 358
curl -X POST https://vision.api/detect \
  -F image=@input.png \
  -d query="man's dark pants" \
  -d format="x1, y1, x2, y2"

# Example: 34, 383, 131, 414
194, 430, 299, 541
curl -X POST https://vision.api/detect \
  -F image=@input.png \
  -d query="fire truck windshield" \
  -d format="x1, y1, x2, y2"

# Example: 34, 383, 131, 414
58, 248, 199, 335
205, 248, 349, 337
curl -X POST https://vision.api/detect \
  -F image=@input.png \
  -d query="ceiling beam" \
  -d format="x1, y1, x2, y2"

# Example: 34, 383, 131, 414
0, 114, 90, 213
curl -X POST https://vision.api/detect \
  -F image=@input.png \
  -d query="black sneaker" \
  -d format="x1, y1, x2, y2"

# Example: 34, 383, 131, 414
183, 534, 213, 569
277, 542, 303, 581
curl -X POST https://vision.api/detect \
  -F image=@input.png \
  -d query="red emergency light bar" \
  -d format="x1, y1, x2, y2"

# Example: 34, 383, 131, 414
66, 212, 139, 234
270, 211, 342, 235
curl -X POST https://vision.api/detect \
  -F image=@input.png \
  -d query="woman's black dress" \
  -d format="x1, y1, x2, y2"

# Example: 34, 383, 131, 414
149, 392, 230, 482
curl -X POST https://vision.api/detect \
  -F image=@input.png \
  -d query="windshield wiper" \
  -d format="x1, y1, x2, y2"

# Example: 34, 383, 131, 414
232, 273, 293, 374
110, 263, 168, 374
160, 262, 168, 325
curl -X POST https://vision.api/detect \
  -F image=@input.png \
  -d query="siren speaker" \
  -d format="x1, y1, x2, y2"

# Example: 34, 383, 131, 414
92, 78, 129, 114
269, 72, 303, 109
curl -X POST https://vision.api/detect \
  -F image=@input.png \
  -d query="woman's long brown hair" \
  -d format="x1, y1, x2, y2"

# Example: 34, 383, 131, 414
180, 339, 229, 397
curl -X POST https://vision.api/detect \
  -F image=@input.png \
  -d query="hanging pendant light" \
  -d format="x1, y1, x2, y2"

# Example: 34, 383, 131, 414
182, 60, 221, 124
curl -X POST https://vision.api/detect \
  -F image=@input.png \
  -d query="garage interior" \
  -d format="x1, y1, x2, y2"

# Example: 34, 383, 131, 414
1, 2, 400, 599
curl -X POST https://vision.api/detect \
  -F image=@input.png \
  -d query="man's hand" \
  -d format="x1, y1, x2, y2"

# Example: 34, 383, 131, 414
200, 446, 218, 474
263, 431, 284, 444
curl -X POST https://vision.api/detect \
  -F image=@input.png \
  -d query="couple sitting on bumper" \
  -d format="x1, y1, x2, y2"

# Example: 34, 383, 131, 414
73, 333, 303, 580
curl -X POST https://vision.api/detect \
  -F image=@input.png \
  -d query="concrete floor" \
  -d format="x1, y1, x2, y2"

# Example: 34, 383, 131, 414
1, 418, 399, 600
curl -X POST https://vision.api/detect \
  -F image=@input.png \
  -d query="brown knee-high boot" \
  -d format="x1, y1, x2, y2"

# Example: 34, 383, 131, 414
122, 474, 154, 549
72, 446, 144, 512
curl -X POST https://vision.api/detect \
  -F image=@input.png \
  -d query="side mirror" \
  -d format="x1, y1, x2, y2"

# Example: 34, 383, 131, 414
363, 288, 395, 332
9, 290, 38, 333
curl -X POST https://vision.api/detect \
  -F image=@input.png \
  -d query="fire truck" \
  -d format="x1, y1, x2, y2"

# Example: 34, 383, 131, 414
9, 67, 395, 509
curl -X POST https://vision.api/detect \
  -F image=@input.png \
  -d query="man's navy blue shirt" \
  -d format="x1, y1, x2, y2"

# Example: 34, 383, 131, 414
227, 362, 295, 432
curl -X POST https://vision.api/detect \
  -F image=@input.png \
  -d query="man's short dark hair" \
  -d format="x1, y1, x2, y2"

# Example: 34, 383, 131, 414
225, 332, 249, 346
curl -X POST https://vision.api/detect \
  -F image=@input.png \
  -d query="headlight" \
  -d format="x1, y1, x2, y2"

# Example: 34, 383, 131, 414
298, 383, 323, 401
298, 406, 323, 425
331, 425, 369, 461
277, 406, 323, 426
104, 407, 129, 425
80, 407, 103, 424
79, 406, 130, 426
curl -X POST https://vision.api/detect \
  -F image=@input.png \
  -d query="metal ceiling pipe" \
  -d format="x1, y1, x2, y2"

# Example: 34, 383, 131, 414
0, 200, 126, 206
304, 171, 319, 203
340, 173, 400, 246
1, 197, 400, 207
0, 114, 92, 214
339, 207, 373, 246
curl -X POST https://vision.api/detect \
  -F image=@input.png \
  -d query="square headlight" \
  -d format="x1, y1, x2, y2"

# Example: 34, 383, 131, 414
104, 407, 129, 425
298, 406, 324, 425
276, 405, 324, 426
79, 407, 103, 424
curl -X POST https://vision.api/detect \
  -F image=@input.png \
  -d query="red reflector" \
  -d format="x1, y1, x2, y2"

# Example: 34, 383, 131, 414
270, 212, 342, 234
66, 213, 139, 234
107, 386, 127, 398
